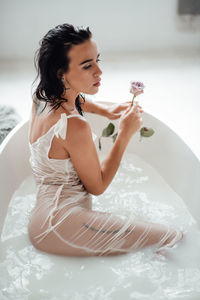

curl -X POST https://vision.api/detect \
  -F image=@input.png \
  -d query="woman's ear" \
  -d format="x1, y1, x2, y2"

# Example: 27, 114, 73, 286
57, 69, 63, 79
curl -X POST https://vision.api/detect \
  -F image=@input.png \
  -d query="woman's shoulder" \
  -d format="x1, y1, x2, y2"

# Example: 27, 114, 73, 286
30, 99, 64, 142
30, 97, 89, 141
64, 115, 91, 146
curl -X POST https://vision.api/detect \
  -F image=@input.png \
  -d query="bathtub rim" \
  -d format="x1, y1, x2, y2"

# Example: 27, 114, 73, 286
0, 101, 200, 236
1, 101, 199, 163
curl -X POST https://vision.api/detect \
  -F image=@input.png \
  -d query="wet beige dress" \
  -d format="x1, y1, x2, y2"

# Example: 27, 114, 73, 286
28, 113, 182, 257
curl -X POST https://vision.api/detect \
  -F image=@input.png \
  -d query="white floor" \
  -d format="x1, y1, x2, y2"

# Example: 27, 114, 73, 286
0, 49, 200, 159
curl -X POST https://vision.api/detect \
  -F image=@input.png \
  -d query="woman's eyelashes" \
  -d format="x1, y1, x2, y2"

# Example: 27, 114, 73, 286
83, 59, 101, 70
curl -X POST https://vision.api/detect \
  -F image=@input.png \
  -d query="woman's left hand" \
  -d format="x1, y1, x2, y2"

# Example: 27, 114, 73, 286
105, 101, 135, 120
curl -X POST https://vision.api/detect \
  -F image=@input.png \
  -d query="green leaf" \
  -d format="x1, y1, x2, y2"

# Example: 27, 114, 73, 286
112, 132, 118, 142
140, 127, 155, 138
102, 123, 115, 137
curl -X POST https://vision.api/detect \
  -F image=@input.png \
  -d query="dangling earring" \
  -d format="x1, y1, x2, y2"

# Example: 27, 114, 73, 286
61, 77, 70, 91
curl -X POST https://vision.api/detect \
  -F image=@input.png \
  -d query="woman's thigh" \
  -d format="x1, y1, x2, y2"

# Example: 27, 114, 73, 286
29, 205, 181, 257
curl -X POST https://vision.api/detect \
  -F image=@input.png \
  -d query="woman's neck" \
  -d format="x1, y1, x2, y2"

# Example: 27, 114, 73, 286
62, 89, 79, 110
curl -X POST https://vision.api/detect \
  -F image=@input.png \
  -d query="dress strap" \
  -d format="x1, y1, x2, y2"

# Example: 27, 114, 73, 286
54, 113, 85, 140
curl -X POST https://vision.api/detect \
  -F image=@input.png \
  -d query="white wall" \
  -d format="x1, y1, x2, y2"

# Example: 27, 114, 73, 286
0, 0, 199, 60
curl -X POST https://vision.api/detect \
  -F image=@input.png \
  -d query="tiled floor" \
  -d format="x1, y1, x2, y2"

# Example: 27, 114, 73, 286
0, 49, 200, 159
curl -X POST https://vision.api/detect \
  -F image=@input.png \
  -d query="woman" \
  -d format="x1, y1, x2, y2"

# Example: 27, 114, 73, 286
28, 23, 183, 256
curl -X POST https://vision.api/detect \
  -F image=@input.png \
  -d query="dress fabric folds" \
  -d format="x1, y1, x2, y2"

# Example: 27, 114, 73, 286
28, 113, 182, 256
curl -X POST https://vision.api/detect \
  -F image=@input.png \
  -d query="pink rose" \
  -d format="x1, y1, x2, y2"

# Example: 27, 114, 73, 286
130, 81, 145, 95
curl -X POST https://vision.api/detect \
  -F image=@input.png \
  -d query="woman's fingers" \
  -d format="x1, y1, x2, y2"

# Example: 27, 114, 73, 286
121, 101, 143, 117
133, 104, 140, 113
130, 102, 143, 114
125, 102, 138, 114
119, 101, 143, 110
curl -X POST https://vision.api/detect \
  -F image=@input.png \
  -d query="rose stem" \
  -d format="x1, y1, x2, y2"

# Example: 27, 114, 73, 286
131, 94, 135, 106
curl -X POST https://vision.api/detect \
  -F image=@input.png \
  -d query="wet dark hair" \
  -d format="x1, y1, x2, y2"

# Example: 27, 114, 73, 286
33, 23, 92, 115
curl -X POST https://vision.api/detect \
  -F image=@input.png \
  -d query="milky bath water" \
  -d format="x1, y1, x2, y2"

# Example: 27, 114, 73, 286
1, 153, 200, 300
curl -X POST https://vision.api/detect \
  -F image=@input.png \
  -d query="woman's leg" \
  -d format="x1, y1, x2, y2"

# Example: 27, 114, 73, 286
29, 206, 183, 257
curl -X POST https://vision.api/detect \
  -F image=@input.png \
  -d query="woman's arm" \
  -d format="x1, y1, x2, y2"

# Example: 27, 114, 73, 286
64, 103, 142, 195
80, 97, 133, 120
80, 97, 108, 117
64, 117, 130, 195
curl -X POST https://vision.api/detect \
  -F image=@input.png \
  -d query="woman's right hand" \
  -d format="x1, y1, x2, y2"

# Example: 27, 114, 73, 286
118, 101, 143, 139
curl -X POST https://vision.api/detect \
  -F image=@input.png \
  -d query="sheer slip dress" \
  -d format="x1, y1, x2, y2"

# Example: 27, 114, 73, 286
28, 113, 182, 257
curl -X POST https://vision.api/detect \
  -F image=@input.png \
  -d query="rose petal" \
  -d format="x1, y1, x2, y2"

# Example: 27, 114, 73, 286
130, 81, 145, 94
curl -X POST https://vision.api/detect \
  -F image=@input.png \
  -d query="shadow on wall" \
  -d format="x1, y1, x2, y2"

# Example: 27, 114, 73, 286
0, 106, 21, 144
177, 0, 200, 31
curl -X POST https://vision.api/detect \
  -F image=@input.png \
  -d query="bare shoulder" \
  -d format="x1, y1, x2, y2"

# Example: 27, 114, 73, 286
68, 115, 89, 130
65, 116, 92, 143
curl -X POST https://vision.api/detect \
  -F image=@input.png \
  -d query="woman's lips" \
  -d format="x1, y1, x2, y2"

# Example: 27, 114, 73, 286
93, 79, 101, 87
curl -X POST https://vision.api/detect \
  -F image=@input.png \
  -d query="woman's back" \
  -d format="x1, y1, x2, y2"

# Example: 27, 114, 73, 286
29, 101, 77, 159
28, 104, 96, 252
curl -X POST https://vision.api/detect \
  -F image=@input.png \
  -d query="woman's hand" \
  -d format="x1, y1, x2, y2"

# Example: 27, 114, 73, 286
105, 101, 134, 120
118, 101, 143, 139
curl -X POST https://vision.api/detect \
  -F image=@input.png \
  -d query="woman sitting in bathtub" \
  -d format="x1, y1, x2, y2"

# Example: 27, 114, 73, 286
28, 23, 183, 256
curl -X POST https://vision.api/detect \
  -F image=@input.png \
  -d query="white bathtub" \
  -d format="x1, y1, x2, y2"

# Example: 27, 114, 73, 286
1, 102, 200, 300
0, 102, 199, 237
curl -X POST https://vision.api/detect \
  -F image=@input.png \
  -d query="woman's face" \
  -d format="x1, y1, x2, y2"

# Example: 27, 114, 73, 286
64, 39, 102, 95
